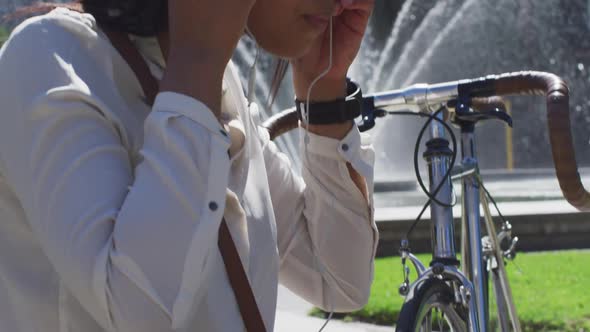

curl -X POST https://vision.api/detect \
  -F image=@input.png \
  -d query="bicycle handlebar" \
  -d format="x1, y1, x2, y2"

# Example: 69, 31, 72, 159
262, 71, 590, 212
461, 71, 590, 212
263, 107, 299, 141
261, 97, 507, 141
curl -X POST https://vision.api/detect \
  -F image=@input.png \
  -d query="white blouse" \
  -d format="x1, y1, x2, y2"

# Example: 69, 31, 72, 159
0, 8, 378, 332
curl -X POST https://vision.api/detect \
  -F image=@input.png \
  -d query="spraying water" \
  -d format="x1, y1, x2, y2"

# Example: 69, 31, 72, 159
236, 0, 590, 178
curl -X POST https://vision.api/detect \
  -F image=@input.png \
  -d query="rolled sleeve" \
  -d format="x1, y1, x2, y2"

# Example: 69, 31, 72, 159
268, 122, 378, 312
153, 92, 231, 328
303, 124, 375, 206
154, 92, 230, 138
1, 85, 231, 331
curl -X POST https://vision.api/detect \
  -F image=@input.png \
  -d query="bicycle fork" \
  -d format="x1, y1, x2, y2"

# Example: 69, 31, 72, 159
459, 126, 488, 332
480, 188, 522, 332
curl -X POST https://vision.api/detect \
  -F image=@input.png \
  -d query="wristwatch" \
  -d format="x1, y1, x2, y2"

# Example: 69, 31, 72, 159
296, 78, 363, 125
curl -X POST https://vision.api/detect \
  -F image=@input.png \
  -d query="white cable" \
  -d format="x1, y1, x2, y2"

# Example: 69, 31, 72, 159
300, 17, 336, 332
301, 15, 335, 163
302, 18, 334, 132
318, 311, 334, 332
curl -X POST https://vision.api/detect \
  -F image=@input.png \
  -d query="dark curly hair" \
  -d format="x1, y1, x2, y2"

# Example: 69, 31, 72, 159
5, 1, 167, 36
81, 0, 168, 36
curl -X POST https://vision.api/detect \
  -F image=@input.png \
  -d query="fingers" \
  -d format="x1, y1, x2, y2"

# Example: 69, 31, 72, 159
341, 0, 375, 12
333, 0, 373, 37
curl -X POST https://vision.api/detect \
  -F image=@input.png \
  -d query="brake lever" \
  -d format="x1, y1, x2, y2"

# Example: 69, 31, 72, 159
358, 97, 386, 132
455, 109, 513, 127
449, 99, 513, 127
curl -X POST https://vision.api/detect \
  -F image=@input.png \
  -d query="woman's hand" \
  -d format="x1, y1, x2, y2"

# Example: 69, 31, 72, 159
292, 0, 374, 101
160, 0, 257, 114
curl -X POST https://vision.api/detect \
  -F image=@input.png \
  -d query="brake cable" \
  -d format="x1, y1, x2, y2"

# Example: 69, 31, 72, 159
377, 107, 459, 240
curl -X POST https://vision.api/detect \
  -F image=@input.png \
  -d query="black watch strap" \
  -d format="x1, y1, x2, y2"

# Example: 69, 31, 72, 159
296, 79, 362, 125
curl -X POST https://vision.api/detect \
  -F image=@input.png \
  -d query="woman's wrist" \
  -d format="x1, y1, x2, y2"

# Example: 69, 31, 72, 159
293, 75, 347, 102
293, 74, 354, 139
306, 121, 354, 140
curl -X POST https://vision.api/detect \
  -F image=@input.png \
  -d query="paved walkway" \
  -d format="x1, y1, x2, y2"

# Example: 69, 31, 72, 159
275, 286, 395, 332
275, 310, 395, 332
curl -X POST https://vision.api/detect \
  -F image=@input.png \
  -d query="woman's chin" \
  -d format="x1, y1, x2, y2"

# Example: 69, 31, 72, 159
258, 38, 313, 60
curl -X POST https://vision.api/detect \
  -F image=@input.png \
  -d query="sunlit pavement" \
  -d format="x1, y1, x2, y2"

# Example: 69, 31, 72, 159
373, 169, 590, 255
373, 168, 590, 210
275, 286, 395, 332
275, 310, 395, 332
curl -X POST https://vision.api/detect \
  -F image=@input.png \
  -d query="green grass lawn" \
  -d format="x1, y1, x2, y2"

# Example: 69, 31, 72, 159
311, 250, 590, 331
0, 26, 9, 45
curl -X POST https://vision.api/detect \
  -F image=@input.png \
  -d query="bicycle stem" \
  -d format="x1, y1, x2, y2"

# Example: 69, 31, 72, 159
371, 81, 459, 113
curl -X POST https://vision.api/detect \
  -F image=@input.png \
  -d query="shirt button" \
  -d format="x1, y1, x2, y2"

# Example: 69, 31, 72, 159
342, 143, 349, 151
209, 201, 218, 211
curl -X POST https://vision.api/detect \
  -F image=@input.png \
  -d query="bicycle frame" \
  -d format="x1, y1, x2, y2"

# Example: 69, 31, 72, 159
402, 103, 487, 331
480, 188, 521, 330
458, 116, 488, 332
387, 99, 519, 332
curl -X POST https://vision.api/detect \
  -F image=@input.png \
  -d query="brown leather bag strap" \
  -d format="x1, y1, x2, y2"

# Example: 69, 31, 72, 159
218, 220, 267, 331
102, 27, 267, 332
102, 27, 159, 105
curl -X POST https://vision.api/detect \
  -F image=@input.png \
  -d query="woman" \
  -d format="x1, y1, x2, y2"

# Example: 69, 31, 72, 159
0, 0, 377, 331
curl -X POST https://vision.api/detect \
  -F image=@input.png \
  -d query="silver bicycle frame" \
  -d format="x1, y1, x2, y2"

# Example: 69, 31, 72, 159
428, 112, 457, 260
373, 86, 522, 331
415, 108, 484, 331
459, 130, 488, 332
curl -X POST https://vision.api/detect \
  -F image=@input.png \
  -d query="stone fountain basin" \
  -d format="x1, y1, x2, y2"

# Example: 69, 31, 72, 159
373, 168, 590, 256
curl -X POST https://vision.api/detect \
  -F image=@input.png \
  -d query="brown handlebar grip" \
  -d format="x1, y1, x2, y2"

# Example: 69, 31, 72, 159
467, 71, 590, 211
262, 107, 299, 141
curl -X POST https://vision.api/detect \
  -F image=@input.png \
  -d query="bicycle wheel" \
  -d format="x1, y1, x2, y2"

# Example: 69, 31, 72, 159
396, 279, 468, 332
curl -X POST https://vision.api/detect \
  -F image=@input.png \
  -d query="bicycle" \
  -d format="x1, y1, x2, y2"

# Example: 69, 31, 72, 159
262, 71, 589, 331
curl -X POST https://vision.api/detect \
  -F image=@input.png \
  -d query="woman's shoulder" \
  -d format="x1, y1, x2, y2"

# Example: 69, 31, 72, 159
0, 7, 139, 130
1, 7, 112, 81
6, 8, 99, 49
0, 7, 126, 101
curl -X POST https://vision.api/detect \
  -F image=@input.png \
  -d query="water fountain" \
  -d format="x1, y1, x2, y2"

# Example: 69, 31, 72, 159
235, 0, 590, 180
358, 0, 590, 178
